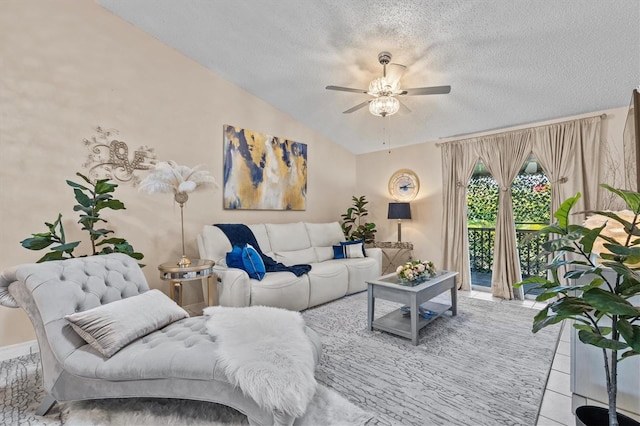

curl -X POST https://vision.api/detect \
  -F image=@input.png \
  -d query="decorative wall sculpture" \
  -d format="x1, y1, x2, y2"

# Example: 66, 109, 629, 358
82, 127, 156, 185
223, 124, 307, 210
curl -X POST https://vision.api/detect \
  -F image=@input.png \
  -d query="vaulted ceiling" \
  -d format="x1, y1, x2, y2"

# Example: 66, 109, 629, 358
100, 0, 639, 154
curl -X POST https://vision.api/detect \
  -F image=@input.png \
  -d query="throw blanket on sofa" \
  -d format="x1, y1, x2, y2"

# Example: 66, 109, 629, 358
203, 305, 317, 418
215, 224, 311, 277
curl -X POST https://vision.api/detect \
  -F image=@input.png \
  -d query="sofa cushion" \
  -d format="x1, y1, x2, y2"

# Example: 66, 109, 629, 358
225, 246, 245, 269
65, 289, 189, 358
242, 244, 266, 280
332, 242, 365, 259
274, 247, 317, 266
251, 272, 310, 311
314, 246, 334, 263
305, 222, 345, 247
248, 224, 271, 253
341, 239, 366, 256
326, 257, 380, 294
307, 262, 348, 307
265, 222, 311, 251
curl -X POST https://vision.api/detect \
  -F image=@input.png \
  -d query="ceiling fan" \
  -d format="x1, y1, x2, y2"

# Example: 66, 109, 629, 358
326, 51, 451, 117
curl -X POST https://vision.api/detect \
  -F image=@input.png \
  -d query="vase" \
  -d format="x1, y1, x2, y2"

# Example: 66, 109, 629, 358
575, 406, 640, 426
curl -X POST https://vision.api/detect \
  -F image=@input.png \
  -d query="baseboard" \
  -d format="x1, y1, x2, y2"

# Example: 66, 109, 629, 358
0, 340, 39, 361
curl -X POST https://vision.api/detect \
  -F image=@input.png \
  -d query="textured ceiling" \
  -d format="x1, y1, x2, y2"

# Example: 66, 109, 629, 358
99, 0, 640, 154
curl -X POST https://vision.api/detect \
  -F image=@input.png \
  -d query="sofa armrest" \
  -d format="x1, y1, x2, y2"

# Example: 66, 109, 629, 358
213, 266, 251, 307
365, 247, 383, 276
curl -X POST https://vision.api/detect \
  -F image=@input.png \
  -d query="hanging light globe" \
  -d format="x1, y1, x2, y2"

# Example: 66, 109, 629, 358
369, 96, 400, 117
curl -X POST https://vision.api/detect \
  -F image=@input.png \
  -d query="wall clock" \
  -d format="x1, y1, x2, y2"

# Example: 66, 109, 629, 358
388, 169, 420, 202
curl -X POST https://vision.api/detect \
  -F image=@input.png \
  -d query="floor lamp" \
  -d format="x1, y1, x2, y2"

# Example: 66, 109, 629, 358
388, 202, 411, 242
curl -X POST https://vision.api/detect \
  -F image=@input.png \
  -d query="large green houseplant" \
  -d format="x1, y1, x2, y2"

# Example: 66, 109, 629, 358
21, 173, 143, 263
515, 185, 640, 426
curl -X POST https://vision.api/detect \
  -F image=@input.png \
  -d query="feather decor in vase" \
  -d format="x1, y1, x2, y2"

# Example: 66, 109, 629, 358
139, 161, 217, 267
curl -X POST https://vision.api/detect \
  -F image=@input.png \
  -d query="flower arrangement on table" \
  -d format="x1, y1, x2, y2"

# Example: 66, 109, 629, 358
396, 260, 436, 282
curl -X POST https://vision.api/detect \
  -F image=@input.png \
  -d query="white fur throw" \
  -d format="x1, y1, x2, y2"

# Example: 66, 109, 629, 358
203, 305, 317, 418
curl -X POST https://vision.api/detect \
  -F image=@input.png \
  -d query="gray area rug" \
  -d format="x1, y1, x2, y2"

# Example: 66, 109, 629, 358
0, 293, 560, 426
303, 292, 561, 426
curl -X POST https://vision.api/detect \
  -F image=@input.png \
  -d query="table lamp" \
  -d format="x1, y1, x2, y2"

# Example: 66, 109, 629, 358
388, 202, 411, 242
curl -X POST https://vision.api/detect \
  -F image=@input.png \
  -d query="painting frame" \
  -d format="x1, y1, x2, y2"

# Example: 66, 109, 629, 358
222, 124, 307, 211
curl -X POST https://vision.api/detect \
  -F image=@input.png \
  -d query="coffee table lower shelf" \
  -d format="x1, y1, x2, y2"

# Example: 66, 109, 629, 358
372, 301, 451, 340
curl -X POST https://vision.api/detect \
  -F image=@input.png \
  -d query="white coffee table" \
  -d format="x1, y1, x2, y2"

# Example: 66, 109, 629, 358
367, 270, 458, 345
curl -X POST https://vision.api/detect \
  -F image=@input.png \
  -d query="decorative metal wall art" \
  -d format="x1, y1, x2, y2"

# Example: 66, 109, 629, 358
82, 127, 156, 185
223, 124, 307, 210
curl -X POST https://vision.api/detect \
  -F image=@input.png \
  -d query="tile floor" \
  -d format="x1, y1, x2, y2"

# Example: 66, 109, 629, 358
466, 289, 574, 426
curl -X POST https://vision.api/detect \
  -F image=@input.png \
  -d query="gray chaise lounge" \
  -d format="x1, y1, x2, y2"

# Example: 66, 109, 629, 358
0, 253, 322, 426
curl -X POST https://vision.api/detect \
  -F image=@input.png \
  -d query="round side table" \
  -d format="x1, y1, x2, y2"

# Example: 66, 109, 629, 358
158, 259, 216, 307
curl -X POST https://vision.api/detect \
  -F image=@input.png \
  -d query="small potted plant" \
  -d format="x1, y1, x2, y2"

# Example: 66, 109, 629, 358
515, 185, 640, 426
340, 195, 377, 244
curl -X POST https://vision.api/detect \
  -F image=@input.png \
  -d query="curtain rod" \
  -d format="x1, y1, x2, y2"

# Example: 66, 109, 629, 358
435, 113, 607, 147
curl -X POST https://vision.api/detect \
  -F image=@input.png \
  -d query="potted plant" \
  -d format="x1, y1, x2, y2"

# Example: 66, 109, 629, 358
340, 195, 377, 244
515, 185, 640, 426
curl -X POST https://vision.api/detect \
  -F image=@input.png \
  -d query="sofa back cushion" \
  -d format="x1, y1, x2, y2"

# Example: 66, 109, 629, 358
305, 222, 345, 247
248, 224, 272, 253
274, 247, 317, 266
265, 222, 311, 252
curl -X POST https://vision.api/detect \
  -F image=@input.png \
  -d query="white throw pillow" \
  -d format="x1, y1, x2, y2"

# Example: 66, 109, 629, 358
65, 289, 189, 358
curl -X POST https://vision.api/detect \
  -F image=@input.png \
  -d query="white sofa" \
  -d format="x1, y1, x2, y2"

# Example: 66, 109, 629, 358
197, 222, 382, 311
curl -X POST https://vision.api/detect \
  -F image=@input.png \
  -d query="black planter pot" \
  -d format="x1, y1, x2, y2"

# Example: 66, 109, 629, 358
575, 406, 640, 426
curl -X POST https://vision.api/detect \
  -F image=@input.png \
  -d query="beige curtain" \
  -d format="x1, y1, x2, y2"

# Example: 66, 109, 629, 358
532, 122, 577, 217
475, 131, 533, 300
441, 142, 479, 291
569, 117, 603, 220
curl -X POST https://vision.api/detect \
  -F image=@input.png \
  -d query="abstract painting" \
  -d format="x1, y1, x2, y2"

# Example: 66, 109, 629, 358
223, 124, 307, 210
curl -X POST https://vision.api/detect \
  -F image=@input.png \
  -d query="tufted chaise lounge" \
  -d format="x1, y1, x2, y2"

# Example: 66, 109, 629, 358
0, 253, 322, 426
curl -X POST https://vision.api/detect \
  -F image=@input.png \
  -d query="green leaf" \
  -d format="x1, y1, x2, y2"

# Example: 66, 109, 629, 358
37, 251, 68, 263
621, 350, 640, 359
50, 242, 80, 252
66, 179, 89, 191
578, 329, 628, 350
96, 237, 126, 246
554, 193, 581, 229
532, 314, 565, 333
94, 180, 117, 194
20, 237, 54, 250
73, 188, 92, 208
579, 223, 607, 254
96, 199, 125, 211
617, 320, 640, 352
601, 184, 640, 214
619, 277, 640, 296
582, 288, 639, 316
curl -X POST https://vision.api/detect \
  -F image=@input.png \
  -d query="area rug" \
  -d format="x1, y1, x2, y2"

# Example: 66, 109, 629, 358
1, 293, 559, 426
0, 354, 371, 425
302, 292, 561, 426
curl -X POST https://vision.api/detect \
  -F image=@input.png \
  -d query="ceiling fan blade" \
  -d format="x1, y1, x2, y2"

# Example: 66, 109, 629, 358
398, 99, 412, 114
343, 100, 371, 114
385, 63, 406, 85
326, 85, 368, 94
399, 85, 451, 96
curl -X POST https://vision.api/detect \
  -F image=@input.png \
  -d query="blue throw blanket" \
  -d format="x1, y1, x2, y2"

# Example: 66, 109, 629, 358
215, 224, 312, 277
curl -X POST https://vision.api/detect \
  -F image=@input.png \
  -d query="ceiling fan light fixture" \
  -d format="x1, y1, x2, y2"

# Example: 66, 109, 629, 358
368, 77, 399, 96
369, 96, 400, 117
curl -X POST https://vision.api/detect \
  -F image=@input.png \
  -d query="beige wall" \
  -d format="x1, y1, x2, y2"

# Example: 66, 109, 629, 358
0, 0, 632, 349
356, 106, 630, 267
0, 0, 357, 346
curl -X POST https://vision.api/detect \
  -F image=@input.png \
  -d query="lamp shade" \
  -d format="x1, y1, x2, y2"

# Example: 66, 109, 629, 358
388, 202, 411, 220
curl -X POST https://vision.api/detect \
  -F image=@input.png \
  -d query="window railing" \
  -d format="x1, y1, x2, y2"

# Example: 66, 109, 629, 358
468, 224, 547, 281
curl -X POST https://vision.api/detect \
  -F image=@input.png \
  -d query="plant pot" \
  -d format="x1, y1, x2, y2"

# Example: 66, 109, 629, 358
575, 406, 640, 426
